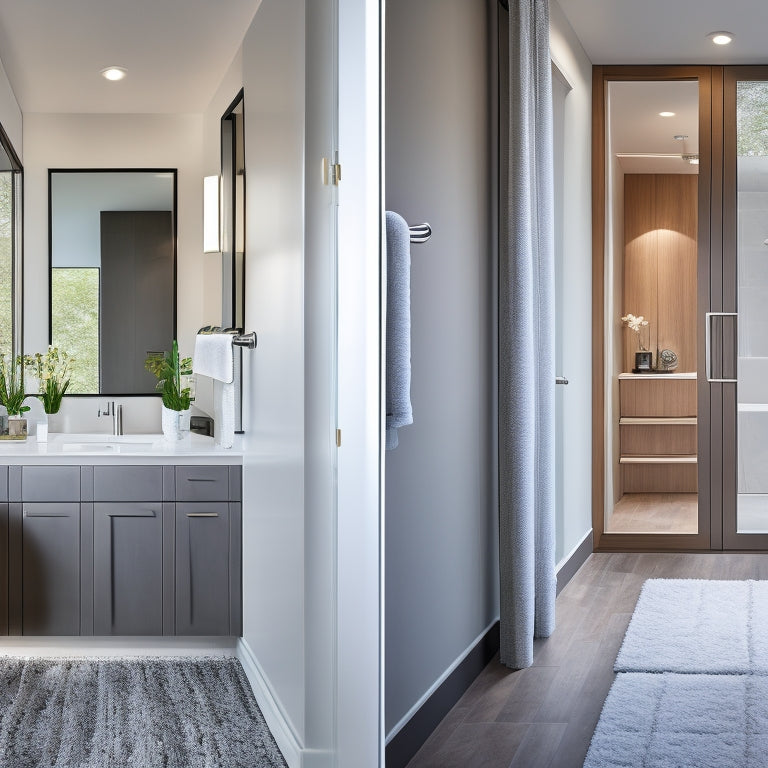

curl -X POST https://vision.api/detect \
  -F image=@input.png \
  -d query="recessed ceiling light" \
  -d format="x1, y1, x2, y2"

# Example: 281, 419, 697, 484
708, 31, 733, 45
659, 112, 675, 118
101, 67, 126, 82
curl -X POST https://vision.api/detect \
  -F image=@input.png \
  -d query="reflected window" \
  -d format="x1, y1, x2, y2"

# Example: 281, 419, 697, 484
0, 128, 22, 360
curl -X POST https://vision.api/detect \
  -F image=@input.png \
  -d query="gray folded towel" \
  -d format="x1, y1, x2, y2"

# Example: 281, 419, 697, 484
385, 211, 413, 449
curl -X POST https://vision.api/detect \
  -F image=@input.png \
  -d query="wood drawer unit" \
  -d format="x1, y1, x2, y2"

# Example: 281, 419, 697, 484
619, 376, 698, 493
619, 378, 696, 418
620, 419, 697, 456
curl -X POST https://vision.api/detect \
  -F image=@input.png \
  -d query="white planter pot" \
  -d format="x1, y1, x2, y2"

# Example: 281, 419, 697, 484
162, 406, 190, 441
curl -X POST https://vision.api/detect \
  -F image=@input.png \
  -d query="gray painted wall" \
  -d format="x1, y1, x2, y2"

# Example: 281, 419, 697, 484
385, 0, 499, 738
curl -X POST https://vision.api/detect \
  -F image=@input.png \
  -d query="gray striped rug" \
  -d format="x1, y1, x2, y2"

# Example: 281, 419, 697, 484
0, 656, 287, 768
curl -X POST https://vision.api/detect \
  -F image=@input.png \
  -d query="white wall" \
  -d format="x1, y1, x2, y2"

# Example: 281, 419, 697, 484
384, 0, 497, 739
0, 56, 22, 158
550, 1, 594, 564
21, 113, 203, 432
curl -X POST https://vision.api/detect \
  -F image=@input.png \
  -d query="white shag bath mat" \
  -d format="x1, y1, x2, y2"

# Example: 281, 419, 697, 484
614, 579, 768, 674
585, 579, 768, 768
583, 672, 768, 768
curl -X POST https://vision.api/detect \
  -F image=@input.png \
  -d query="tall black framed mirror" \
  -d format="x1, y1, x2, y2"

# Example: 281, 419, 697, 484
221, 89, 245, 332
48, 169, 177, 395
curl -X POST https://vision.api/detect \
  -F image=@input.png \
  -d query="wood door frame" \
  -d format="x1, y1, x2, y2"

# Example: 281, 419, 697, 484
591, 65, 715, 551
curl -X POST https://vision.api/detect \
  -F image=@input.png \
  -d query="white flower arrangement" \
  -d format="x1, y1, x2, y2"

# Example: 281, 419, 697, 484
621, 313, 649, 333
622, 313, 650, 352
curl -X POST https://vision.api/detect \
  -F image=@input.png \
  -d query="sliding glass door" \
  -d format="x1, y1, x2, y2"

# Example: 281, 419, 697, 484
721, 67, 768, 548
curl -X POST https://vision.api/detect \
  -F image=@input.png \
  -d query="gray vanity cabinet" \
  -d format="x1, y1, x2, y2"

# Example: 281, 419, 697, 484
174, 465, 242, 636
0, 463, 241, 638
92, 466, 173, 636
175, 503, 230, 635
93, 502, 172, 636
7, 466, 83, 636
0, 466, 8, 635
19, 503, 80, 636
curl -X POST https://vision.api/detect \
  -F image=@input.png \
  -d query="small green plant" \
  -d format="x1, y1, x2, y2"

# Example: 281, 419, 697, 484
23, 346, 74, 414
145, 340, 194, 412
0, 354, 30, 416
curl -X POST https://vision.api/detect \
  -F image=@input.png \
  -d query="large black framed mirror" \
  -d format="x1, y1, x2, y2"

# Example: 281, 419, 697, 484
48, 169, 177, 395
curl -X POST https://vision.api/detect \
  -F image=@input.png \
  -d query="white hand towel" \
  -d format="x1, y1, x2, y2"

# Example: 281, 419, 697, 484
193, 334, 234, 383
194, 333, 237, 449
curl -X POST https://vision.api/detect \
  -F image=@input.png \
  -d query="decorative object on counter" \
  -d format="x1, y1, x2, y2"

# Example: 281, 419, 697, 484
657, 348, 679, 373
145, 340, 193, 441
23, 346, 74, 415
622, 313, 653, 372
0, 354, 29, 440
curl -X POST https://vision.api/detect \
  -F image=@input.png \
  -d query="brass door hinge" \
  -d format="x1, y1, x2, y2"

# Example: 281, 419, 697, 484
336, 429, 342, 447
323, 157, 341, 186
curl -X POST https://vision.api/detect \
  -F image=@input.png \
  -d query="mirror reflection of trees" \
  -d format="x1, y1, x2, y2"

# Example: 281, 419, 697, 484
0, 173, 12, 358
737, 82, 768, 156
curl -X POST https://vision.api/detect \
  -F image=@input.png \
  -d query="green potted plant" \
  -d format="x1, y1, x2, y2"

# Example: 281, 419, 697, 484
0, 354, 30, 440
23, 347, 74, 417
145, 340, 194, 440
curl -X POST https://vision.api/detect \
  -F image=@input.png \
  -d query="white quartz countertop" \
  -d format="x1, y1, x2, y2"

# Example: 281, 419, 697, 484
0, 432, 244, 465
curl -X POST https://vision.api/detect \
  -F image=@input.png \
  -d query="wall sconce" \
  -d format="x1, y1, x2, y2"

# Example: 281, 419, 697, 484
203, 175, 221, 253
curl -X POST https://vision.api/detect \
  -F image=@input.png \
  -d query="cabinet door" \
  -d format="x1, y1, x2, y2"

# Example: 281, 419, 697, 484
175, 503, 230, 635
94, 502, 167, 635
20, 503, 80, 636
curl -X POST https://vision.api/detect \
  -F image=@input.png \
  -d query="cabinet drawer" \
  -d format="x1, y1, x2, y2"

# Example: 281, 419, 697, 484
620, 422, 697, 456
619, 379, 696, 418
175, 466, 229, 501
22, 466, 80, 502
93, 466, 163, 501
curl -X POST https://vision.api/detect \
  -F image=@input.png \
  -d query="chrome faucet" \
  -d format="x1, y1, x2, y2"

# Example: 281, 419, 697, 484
98, 401, 124, 435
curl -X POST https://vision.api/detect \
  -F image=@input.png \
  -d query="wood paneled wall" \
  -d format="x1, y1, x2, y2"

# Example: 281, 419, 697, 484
623, 174, 698, 372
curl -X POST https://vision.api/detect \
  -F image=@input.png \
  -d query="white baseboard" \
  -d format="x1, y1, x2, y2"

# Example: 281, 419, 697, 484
236, 638, 304, 768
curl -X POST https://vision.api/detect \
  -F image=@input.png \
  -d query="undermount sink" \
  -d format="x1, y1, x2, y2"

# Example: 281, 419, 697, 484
50, 433, 159, 453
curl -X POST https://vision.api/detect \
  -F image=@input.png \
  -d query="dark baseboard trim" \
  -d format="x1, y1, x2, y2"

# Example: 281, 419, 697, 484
556, 530, 594, 595
385, 620, 500, 768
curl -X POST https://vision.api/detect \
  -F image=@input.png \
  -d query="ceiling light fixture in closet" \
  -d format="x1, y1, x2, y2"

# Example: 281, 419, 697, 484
101, 67, 126, 81
659, 111, 675, 118
708, 31, 733, 45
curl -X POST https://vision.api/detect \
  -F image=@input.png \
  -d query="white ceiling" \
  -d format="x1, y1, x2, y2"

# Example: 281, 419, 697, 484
0, 0, 261, 113
558, 0, 768, 65
610, 80, 700, 174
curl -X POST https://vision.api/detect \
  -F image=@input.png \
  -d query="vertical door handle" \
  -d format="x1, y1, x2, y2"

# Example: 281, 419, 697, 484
705, 312, 738, 383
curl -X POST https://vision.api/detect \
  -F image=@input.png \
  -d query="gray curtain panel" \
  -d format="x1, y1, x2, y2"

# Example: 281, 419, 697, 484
498, 0, 557, 669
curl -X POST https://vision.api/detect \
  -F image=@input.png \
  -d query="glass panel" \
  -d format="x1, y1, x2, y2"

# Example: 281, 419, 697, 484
0, 172, 11, 358
603, 80, 700, 535
736, 82, 768, 533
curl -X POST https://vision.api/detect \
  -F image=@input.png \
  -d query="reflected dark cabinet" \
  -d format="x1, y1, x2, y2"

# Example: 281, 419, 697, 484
1, 464, 241, 637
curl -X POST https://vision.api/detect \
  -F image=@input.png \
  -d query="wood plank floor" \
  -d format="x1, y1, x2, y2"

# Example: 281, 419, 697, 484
405, 552, 768, 768
606, 493, 698, 534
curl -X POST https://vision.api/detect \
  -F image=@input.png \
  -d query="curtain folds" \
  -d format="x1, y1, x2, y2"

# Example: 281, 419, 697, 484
498, 0, 557, 669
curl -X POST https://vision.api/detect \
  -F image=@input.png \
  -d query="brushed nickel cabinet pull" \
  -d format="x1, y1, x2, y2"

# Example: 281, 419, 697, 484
186, 512, 219, 518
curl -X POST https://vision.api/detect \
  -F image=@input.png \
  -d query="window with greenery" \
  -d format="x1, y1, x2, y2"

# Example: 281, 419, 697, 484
0, 172, 11, 358
51, 268, 99, 393
0, 124, 22, 362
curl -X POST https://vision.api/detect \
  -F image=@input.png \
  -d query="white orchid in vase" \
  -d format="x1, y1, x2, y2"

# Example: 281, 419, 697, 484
621, 313, 650, 351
